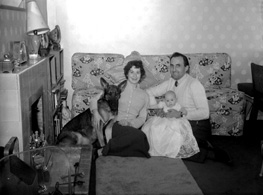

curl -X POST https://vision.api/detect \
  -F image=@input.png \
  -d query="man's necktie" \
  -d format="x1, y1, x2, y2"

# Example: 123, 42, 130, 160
175, 80, 178, 87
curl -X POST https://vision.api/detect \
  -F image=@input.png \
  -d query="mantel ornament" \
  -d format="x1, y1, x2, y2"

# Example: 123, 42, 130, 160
48, 25, 61, 51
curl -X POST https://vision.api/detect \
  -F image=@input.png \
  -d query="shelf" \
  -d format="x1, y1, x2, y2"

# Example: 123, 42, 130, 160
51, 75, 64, 91
46, 49, 65, 142
52, 102, 62, 116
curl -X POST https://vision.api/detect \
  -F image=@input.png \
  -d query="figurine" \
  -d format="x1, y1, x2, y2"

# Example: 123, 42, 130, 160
39, 33, 50, 57
48, 25, 61, 51
1, 54, 14, 73
61, 100, 72, 127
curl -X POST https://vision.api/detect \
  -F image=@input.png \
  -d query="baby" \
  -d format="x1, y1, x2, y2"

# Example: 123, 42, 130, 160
142, 90, 199, 158
152, 90, 187, 116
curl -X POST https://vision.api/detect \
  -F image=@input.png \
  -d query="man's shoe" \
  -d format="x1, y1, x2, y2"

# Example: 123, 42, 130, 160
214, 148, 233, 166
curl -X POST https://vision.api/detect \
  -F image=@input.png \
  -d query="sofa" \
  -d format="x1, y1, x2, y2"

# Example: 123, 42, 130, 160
71, 52, 246, 136
69, 52, 246, 194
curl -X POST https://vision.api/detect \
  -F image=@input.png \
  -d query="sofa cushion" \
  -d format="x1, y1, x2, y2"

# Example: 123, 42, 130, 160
138, 53, 231, 89
207, 88, 245, 136
140, 55, 171, 89
71, 87, 103, 117
187, 53, 231, 88
210, 110, 244, 136
72, 53, 125, 90
206, 88, 245, 113
96, 156, 203, 195
72, 53, 231, 90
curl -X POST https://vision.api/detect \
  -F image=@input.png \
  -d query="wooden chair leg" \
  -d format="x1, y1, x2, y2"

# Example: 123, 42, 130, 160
260, 140, 263, 177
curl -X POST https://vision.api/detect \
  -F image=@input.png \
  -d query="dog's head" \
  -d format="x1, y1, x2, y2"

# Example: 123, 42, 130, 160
99, 77, 126, 115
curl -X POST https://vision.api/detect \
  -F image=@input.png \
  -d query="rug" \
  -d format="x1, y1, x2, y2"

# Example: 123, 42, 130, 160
96, 156, 203, 195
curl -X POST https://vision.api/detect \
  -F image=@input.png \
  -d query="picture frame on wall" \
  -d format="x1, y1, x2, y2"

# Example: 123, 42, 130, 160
10, 41, 28, 65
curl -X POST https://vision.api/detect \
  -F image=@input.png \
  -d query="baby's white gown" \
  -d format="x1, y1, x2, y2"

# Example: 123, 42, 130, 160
142, 103, 199, 158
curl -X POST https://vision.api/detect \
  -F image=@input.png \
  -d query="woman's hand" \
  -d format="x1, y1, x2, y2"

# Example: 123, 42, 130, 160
166, 109, 181, 118
118, 119, 131, 126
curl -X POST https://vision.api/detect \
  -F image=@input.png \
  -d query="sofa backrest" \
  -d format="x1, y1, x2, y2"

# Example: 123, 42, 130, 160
187, 53, 231, 88
72, 53, 125, 90
71, 52, 231, 90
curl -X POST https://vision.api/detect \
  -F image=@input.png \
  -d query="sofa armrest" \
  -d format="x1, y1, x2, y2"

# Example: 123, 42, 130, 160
71, 87, 103, 117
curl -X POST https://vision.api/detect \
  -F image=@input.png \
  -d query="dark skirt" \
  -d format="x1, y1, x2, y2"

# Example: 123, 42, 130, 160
102, 122, 150, 158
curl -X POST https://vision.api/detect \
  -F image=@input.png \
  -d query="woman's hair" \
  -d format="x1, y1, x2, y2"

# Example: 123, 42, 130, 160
170, 52, 189, 67
124, 60, 146, 83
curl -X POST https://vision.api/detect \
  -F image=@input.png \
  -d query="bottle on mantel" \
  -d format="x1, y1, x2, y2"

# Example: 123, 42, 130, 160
61, 100, 72, 127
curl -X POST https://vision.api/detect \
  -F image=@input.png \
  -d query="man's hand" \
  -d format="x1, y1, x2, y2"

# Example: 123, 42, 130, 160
166, 109, 181, 118
181, 107, 188, 116
155, 109, 166, 118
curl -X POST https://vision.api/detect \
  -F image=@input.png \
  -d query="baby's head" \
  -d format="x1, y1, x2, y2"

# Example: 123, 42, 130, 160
164, 90, 177, 108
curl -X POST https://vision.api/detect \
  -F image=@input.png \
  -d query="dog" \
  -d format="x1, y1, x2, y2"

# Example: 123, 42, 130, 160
56, 77, 126, 147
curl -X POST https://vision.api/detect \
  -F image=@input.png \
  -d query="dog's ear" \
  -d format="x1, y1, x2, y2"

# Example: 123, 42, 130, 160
100, 77, 109, 89
118, 80, 127, 92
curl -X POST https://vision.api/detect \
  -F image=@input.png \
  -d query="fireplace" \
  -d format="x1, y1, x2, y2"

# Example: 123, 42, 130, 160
31, 96, 43, 135
0, 58, 53, 157
29, 88, 46, 149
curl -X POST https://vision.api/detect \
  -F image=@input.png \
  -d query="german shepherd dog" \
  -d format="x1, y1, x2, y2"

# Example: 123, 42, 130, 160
56, 77, 126, 147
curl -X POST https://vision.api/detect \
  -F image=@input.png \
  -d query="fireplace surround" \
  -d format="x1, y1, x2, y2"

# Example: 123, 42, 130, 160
0, 58, 52, 153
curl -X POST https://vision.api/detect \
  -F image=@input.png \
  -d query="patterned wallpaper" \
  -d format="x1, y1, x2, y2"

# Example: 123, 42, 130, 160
47, 0, 263, 107
0, 8, 26, 58
7, 0, 263, 109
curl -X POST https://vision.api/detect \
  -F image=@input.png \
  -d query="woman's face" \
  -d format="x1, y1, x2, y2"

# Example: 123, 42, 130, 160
127, 66, 141, 84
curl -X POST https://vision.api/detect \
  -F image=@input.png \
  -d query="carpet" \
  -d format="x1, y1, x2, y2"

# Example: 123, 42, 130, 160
183, 126, 263, 195
96, 156, 203, 195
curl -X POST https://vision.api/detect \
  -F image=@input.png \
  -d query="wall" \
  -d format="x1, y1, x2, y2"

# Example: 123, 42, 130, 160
0, 0, 47, 59
47, 0, 263, 108
0, 7, 26, 58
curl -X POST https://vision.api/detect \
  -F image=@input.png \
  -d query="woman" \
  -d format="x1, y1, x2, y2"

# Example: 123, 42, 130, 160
91, 51, 150, 158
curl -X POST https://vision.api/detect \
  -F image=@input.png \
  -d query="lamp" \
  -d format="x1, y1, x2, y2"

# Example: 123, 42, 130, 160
26, 0, 49, 59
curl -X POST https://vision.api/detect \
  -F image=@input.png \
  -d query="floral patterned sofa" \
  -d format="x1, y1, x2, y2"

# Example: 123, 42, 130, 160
71, 52, 246, 136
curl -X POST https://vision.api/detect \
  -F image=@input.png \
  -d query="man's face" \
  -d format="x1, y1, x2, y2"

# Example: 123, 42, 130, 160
170, 56, 189, 80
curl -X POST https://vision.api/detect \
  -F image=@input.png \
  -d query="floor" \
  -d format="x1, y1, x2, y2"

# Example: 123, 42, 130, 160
89, 120, 263, 195
183, 120, 263, 195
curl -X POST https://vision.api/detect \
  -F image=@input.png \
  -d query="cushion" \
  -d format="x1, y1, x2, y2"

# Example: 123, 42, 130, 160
187, 53, 231, 88
140, 55, 171, 89
71, 87, 103, 117
96, 156, 203, 195
71, 53, 125, 90
206, 87, 245, 113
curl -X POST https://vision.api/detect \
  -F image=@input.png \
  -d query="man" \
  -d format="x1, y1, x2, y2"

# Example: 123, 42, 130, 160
146, 52, 232, 164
